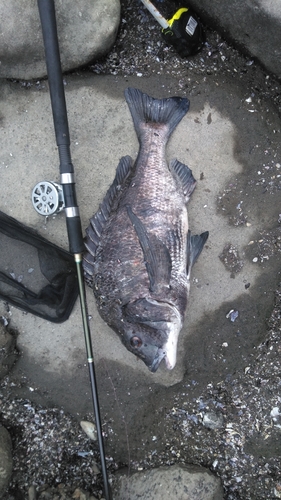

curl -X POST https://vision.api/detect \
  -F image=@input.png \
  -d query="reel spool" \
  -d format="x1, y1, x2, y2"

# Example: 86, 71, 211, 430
32, 181, 65, 216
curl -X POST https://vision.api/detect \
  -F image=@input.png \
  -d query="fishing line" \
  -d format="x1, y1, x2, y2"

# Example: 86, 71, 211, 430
102, 359, 131, 479
103, 359, 131, 500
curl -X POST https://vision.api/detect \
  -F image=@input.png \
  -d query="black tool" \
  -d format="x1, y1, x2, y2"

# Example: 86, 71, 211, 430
37, 1, 111, 498
140, 0, 205, 56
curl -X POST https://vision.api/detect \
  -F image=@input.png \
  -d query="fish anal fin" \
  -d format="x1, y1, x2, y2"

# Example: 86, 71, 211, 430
186, 230, 209, 278
126, 205, 172, 292
169, 158, 197, 202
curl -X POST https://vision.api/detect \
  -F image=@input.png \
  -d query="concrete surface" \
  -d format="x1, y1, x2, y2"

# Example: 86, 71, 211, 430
0, 72, 281, 460
187, 0, 281, 79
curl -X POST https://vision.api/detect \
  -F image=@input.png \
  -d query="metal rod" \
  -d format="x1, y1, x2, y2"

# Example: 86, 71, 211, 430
140, 0, 169, 29
37, 1, 111, 498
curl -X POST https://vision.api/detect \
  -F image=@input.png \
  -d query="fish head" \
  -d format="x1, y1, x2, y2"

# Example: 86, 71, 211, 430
122, 298, 182, 372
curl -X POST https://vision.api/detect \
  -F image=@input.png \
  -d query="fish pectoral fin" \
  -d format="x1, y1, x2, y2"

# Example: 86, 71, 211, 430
186, 230, 209, 278
169, 159, 196, 202
126, 205, 172, 292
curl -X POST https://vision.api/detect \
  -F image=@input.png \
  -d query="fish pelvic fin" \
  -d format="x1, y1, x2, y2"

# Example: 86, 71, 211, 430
169, 159, 197, 203
83, 156, 134, 279
124, 88, 190, 142
126, 205, 172, 292
186, 230, 209, 278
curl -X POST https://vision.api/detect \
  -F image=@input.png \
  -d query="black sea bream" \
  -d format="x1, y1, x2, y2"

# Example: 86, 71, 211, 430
83, 88, 208, 372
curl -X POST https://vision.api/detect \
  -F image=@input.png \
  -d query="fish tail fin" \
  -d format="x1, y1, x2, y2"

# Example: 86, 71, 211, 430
124, 88, 190, 141
186, 230, 209, 278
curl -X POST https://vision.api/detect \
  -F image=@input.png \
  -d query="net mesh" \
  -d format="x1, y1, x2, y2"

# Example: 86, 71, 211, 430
0, 211, 78, 322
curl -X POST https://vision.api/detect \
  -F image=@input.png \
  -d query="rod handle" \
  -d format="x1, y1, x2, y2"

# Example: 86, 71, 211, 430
37, 0, 70, 146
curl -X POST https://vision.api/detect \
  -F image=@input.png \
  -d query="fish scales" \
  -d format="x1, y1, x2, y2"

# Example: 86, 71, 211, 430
83, 88, 208, 372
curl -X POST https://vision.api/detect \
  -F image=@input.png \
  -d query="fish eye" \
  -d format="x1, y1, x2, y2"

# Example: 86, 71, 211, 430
130, 336, 142, 348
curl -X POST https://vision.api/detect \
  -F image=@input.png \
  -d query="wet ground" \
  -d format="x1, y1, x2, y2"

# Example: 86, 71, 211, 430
1, 0, 281, 498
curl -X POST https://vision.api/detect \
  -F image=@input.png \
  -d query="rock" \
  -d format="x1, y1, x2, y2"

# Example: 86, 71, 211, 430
187, 0, 281, 79
202, 411, 224, 430
0, 323, 18, 380
114, 463, 224, 500
0, 0, 120, 80
72, 488, 89, 500
0, 426, 13, 496
80, 420, 97, 441
28, 485, 37, 500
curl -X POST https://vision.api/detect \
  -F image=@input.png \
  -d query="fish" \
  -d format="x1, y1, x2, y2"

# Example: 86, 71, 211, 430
83, 88, 208, 372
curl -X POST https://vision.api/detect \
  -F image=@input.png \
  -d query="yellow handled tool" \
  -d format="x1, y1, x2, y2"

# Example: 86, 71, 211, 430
140, 0, 205, 57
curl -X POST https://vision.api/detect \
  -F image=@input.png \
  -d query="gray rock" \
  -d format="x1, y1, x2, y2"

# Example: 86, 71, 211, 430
28, 485, 37, 500
202, 411, 224, 430
0, 0, 120, 80
114, 463, 224, 500
0, 426, 13, 496
187, 0, 281, 79
0, 323, 18, 380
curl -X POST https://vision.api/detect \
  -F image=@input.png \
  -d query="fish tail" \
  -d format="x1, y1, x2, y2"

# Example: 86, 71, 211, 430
124, 88, 189, 141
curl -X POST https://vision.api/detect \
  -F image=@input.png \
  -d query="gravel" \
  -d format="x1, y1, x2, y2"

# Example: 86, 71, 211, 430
1, 1, 281, 499
88, 0, 281, 112
1, 284, 281, 499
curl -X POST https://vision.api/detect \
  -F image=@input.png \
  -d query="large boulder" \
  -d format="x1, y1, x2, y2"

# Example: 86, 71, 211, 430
0, 426, 13, 496
0, 0, 120, 80
187, 0, 281, 79
114, 464, 224, 500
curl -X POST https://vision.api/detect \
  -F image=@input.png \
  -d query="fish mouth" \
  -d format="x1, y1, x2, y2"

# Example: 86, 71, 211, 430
149, 320, 181, 373
149, 348, 176, 373
149, 349, 166, 373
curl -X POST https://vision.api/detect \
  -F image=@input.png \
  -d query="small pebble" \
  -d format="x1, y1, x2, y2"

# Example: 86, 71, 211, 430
202, 411, 224, 430
28, 485, 37, 500
80, 420, 97, 441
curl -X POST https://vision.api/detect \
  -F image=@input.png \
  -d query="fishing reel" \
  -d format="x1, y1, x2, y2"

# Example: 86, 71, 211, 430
31, 180, 65, 216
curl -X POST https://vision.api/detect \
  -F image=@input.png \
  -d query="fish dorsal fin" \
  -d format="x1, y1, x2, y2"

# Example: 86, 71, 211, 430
84, 156, 133, 270
126, 205, 172, 292
186, 230, 209, 278
169, 159, 197, 202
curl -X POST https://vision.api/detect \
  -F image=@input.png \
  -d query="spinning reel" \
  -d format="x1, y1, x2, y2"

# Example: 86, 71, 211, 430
31, 180, 65, 216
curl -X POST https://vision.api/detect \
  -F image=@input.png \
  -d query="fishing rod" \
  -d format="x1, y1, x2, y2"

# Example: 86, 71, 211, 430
36, 1, 111, 498
139, 0, 205, 57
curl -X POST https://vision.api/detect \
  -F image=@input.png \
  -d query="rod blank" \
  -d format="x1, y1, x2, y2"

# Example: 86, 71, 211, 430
37, 1, 111, 498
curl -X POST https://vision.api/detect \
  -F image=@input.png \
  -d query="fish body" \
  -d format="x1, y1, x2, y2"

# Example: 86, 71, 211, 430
83, 88, 208, 372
